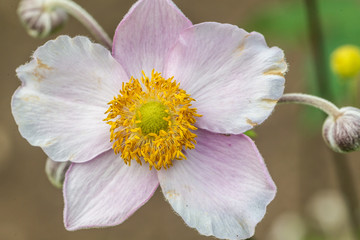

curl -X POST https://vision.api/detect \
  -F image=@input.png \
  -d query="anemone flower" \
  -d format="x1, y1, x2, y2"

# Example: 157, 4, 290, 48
12, 0, 287, 239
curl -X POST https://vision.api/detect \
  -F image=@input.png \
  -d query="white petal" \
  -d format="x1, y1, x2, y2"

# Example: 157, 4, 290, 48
12, 36, 128, 162
64, 150, 159, 230
158, 129, 276, 240
112, 0, 192, 78
165, 23, 287, 134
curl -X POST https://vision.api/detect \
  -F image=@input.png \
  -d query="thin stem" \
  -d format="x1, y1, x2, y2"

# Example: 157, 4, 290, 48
279, 93, 360, 239
331, 152, 360, 239
304, 0, 330, 99
278, 93, 341, 118
45, 0, 112, 49
303, 0, 359, 237
350, 79, 359, 105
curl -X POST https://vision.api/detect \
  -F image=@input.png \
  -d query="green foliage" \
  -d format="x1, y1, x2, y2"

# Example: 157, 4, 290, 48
244, 129, 257, 139
304, 235, 325, 240
246, 0, 360, 47
319, 0, 360, 106
245, 0, 360, 130
245, 0, 307, 46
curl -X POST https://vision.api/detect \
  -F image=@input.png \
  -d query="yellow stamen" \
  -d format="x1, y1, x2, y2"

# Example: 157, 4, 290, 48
104, 70, 202, 170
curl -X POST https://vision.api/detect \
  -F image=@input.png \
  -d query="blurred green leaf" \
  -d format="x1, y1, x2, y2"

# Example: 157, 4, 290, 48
244, 130, 257, 139
246, 0, 360, 47
246, 0, 360, 129
245, 0, 306, 46
305, 235, 325, 240
320, 0, 360, 106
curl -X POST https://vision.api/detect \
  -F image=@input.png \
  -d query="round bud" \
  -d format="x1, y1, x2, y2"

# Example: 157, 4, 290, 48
322, 107, 360, 153
17, 0, 68, 38
331, 45, 360, 79
45, 158, 71, 188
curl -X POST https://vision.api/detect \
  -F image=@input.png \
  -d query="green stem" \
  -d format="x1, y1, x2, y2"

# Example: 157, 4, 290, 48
349, 79, 359, 105
303, 0, 360, 237
304, 0, 330, 99
279, 93, 360, 238
331, 152, 360, 238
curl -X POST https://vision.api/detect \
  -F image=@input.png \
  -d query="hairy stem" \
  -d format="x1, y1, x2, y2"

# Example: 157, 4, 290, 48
304, 0, 359, 237
278, 93, 341, 118
279, 93, 360, 239
46, 0, 112, 49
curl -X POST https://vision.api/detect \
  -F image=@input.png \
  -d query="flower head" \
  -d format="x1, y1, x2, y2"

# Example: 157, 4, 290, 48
322, 107, 360, 153
104, 71, 200, 170
18, 0, 68, 38
331, 45, 360, 79
12, 0, 287, 239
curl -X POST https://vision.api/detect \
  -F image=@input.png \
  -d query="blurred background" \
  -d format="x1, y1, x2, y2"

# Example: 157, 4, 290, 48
0, 0, 360, 239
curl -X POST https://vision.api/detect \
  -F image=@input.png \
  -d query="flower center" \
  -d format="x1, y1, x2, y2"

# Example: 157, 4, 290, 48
104, 70, 201, 170
137, 101, 169, 135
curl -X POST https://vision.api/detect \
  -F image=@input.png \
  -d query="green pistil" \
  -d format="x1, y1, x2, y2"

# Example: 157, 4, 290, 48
137, 101, 169, 135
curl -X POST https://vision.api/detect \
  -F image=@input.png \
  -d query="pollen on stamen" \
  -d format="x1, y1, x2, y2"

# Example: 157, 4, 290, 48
104, 70, 202, 170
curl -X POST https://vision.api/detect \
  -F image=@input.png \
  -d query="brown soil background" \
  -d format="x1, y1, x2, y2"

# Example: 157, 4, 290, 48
0, 0, 359, 240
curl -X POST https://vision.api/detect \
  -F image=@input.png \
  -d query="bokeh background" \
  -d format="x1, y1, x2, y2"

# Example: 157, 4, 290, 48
0, 0, 360, 239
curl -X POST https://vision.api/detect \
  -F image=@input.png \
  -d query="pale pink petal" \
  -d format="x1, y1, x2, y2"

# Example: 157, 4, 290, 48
158, 129, 276, 240
64, 150, 159, 231
112, 0, 192, 78
12, 36, 128, 163
165, 22, 287, 134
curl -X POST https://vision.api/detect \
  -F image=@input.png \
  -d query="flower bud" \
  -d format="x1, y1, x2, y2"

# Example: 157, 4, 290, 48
45, 158, 71, 188
17, 0, 68, 38
331, 45, 360, 79
322, 107, 360, 153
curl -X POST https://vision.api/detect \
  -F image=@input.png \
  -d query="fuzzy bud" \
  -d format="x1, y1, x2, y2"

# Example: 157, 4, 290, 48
17, 0, 68, 38
45, 158, 71, 188
322, 107, 360, 153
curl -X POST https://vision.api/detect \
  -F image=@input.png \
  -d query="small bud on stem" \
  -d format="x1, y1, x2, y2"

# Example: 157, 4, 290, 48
18, 0, 68, 38
17, 0, 112, 49
279, 93, 360, 153
323, 107, 360, 153
45, 158, 71, 188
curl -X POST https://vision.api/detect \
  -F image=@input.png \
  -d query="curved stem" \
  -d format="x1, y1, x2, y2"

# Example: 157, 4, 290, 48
279, 92, 360, 239
278, 93, 341, 118
45, 0, 112, 49
302, 0, 359, 238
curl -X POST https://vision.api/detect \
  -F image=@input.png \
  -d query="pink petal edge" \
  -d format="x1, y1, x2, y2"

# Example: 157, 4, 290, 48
164, 22, 286, 134
112, 0, 192, 78
158, 129, 276, 240
63, 150, 159, 231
